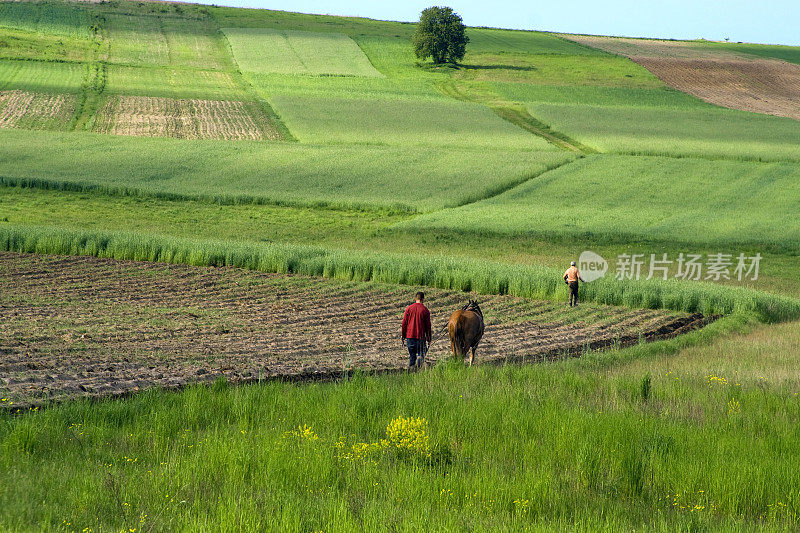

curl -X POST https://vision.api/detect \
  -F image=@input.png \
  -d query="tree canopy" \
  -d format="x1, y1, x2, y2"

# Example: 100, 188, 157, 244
412, 6, 469, 64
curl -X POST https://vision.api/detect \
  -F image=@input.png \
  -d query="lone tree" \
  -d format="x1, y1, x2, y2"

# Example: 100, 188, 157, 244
412, 6, 469, 64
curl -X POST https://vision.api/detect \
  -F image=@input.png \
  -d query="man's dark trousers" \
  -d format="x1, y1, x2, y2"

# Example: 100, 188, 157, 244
406, 338, 426, 367
568, 281, 579, 306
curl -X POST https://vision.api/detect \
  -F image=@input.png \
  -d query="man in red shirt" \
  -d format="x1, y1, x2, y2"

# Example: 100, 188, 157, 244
401, 291, 432, 369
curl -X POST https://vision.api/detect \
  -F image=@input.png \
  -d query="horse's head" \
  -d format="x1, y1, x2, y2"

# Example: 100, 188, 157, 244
463, 299, 483, 317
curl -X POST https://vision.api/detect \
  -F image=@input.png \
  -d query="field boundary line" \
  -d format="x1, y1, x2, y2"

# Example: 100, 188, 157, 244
444, 156, 582, 209
69, 20, 106, 131
215, 27, 296, 141
436, 79, 596, 153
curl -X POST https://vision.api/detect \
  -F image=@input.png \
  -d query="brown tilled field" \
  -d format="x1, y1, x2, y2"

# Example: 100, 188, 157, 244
93, 95, 279, 140
0, 90, 77, 131
563, 35, 800, 120
0, 252, 712, 409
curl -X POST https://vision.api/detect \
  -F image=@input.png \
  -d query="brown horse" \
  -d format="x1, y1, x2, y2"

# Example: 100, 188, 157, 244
447, 300, 485, 366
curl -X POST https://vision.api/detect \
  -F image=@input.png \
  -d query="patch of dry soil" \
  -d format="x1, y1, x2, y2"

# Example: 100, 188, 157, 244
0, 252, 713, 409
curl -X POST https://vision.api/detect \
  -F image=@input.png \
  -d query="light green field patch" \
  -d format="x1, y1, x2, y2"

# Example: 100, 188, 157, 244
0, 59, 85, 93
223, 28, 383, 77
104, 12, 170, 67
528, 103, 800, 162
399, 155, 800, 251
105, 64, 245, 100
701, 41, 800, 65
103, 11, 228, 69
246, 72, 444, 101
268, 94, 554, 149
159, 16, 229, 71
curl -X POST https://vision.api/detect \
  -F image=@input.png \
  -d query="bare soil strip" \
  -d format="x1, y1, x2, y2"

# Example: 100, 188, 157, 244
0, 252, 712, 409
93, 95, 280, 140
561, 35, 800, 120
0, 90, 76, 131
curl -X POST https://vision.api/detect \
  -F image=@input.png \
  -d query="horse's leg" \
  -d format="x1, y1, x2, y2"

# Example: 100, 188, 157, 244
469, 345, 475, 366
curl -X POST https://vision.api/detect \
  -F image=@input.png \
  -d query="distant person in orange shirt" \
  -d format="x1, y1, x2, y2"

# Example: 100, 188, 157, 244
563, 261, 585, 307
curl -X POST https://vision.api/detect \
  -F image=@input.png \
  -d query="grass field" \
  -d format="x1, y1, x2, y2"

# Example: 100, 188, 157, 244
0, 26, 93, 62
0, 1, 90, 38
456, 53, 664, 87
2, 0, 800, 530
527, 103, 800, 161
223, 27, 383, 77
703, 41, 800, 64
0, 59, 85, 93
103, 64, 245, 100
2, 318, 800, 530
0, 129, 574, 211
269, 94, 554, 148
400, 155, 800, 251
491, 83, 708, 109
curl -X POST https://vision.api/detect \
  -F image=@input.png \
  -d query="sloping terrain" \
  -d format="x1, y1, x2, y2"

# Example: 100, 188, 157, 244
0, 252, 708, 408
563, 34, 800, 120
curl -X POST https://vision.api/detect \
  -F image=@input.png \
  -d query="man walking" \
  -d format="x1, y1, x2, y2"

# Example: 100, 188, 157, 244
401, 291, 432, 369
563, 261, 585, 307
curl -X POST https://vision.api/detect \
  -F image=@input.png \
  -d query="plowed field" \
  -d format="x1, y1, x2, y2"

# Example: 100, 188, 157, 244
0, 252, 713, 409
0, 90, 76, 130
94, 95, 278, 140
563, 35, 800, 120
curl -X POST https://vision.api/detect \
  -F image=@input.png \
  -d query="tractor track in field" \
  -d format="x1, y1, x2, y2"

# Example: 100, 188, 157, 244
0, 252, 715, 410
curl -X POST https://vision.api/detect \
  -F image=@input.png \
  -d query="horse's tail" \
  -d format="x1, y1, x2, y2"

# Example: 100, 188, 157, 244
455, 314, 468, 356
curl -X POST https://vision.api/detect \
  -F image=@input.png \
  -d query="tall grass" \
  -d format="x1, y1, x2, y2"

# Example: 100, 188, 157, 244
2, 224, 798, 323
3, 321, 800, 530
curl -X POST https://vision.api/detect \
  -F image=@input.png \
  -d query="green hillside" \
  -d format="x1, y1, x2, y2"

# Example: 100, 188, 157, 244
2, 0, 800, 530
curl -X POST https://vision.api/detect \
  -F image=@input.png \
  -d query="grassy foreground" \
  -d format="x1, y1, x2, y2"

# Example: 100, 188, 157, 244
2, 318, 799, 531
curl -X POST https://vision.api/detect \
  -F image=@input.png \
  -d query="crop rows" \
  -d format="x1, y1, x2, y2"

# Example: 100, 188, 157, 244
93, 95, 277, 140
0, 90, 75, 131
